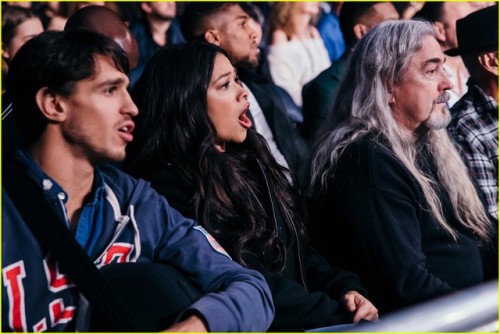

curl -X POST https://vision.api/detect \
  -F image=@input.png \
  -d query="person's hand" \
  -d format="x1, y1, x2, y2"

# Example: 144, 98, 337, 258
162, 314, 208, 332
401, 1, 425, 19
341, 290, 379, 323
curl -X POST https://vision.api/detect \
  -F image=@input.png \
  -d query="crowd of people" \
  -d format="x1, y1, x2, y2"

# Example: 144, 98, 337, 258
2, 1, 498, 332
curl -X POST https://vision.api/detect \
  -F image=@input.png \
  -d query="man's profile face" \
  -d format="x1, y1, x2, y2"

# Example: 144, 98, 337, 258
439, 2, 475, 49
210, 5, 260, 69
390, 35, 453, 134
59, 56, 138, 163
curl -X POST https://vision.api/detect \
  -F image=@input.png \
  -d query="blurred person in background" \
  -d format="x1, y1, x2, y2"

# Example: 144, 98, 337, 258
267, 2, 330, 108
2, 4, 44, 159
129, 2, 185, 88
2, 4, 43, 91
301, 2, 399, 145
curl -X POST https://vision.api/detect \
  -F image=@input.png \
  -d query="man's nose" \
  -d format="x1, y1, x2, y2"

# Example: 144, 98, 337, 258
439, 69, 453, 92
123, 92, 139, 116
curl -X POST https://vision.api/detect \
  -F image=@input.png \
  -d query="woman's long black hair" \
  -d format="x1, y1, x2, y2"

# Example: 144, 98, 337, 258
126, 42, 306, 272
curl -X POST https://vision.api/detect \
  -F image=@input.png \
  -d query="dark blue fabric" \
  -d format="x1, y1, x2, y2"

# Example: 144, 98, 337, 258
2, 149, 274, 332
317, 11, 345, 63
129, 18, 185, 88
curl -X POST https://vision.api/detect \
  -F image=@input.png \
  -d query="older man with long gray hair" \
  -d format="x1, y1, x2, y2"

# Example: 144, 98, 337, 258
306, 19, 494, 315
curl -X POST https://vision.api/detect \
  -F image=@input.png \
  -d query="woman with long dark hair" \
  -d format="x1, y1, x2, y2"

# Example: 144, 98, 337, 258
125, 42, 378, 331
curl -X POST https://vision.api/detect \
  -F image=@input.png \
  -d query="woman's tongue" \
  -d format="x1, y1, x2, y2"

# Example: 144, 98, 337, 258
239, 112, 253, 129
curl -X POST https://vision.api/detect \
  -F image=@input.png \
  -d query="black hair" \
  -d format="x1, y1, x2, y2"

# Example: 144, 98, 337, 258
180, 2, 236, 41
126, 41, 306, 271
7, 28, 129, 145
239, 2, 261, 23
412, 2, 444, 22
339, 2, 382, 47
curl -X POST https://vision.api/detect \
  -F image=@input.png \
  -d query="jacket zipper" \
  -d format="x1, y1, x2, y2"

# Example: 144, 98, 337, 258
256, 159, 307, 290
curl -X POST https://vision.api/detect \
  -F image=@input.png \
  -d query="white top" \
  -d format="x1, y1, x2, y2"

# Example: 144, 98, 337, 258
444, 64, 469, 108
242, 82, 289, 170
267, 38, 331, 107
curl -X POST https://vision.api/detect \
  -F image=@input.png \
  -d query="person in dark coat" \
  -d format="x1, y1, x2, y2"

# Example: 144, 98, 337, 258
306, 20, 494, 314
301, 2, 399, 145
128, 2, 185, 88
125, 41, 379, 332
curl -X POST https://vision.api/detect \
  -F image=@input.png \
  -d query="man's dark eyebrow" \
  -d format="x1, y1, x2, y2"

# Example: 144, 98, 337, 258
94, 78, 126, 89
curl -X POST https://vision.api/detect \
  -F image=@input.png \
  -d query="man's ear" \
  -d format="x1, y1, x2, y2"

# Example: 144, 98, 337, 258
478, 51, 499, 76
2, 47, 11, 61
140, 2, 152, 15
387, 92, 396, 104
353, 23, 369, 41
35, 87, 67, 122
204, 29, 221, 45
432, 21, 446, 44
386, 82, 396, 104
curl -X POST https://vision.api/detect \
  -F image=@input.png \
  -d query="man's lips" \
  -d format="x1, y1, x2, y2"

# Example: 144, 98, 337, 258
118, 121, 135, 142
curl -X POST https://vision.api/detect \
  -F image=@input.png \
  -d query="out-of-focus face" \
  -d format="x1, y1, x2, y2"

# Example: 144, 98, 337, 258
298, 2, 320, 16
59, 56, 138, 163
247, 17, 262, 46
2, 17, 43, 62
352, 3, 399, 42
440, 2, 476, 49
6, 2, 31, 8
146, 2, 176, 21
206, 54, 252, 152
210, 5, 260, 69
390, 35, 453, 134
80, 2, 104, 9
363, 2, 400, 28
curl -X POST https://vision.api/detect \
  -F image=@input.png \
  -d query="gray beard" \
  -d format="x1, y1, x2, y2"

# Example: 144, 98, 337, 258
424, 103, 451, 130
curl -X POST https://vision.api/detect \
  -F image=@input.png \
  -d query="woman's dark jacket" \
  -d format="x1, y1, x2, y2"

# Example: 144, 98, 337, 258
138, 161, 367, 331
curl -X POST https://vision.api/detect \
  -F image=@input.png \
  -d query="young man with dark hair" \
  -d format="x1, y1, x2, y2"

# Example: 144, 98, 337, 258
2, 28, 274, 332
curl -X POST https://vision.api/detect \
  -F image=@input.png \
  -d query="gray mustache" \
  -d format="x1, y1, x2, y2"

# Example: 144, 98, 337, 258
433, 92, 450, 104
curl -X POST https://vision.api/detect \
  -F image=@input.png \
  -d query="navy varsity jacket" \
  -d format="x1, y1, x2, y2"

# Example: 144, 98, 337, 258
2, 149, 274, 332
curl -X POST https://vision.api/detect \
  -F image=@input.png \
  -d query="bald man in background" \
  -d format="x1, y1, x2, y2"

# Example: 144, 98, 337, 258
64, 5, 139, 70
